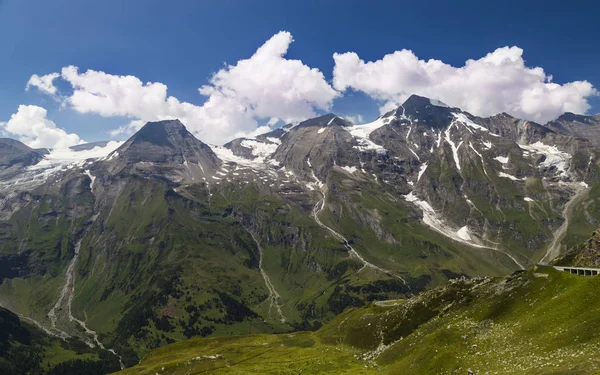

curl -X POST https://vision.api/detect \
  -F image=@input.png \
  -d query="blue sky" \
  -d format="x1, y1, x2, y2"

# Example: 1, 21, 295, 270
1, 0, 599, 147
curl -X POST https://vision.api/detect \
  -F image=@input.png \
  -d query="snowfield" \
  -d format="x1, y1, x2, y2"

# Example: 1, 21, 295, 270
519, 142, 571, 176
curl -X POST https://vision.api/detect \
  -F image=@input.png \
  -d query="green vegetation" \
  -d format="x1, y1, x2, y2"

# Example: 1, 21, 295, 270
0, 307, 120, 375
119, 267, 600, 374
323, 169, 518, 279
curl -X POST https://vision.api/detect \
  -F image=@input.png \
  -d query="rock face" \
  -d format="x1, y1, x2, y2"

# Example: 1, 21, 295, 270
555, 229, 600, 267
546, 113, 600, 147
273, 113, 361, 181
0, 138, 47, 179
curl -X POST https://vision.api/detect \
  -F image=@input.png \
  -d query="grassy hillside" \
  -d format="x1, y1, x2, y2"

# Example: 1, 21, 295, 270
118, 266, 600, 374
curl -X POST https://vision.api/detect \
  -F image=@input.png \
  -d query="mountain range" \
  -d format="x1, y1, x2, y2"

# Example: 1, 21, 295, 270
0, 94, 599, 370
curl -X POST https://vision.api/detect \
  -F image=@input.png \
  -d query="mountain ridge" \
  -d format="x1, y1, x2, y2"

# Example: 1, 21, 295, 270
0, 93, 599, 371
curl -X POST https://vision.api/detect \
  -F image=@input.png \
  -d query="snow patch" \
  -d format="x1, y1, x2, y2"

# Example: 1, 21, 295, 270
417, 163, 428, 182
429, 98, 449, 108
6, 141, 123, 191
317, 127, 326, 134
524, 197, 534, 202
519, 142, 571, 176
456, 226, 471, 241
402, 192, 487, 249
304, 158, 324, 191
451, 112, 490, 133
36, 141, 123, 167
240, 139, 279, 159
340, 165, 358, 174
210, 145, 270, 170
444, 122, 463, 171
494, 155, 509, 164
345, 117, 389, 154
498, 172, 524, 181
83, 170, 96, 192
266, 137, 281, 145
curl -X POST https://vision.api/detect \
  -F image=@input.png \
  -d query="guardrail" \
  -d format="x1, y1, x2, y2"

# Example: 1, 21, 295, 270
553, 266, 600, 276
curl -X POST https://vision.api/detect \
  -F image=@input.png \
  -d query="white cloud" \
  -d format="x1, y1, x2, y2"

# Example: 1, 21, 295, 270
333, 46, 597, 123
32, 31, 339, 145
343, 114, 364, 124
198, 31, 339, 124
26, 73, 60, 95
1, 105, 82, 149
234, 125, 273, 140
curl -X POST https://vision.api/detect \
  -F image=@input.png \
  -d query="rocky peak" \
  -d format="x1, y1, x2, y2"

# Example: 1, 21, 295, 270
546, 112, 600, 146
273, 114, 360, 181
297, 113, 352, 128
555, 112, 595, 123
0, 138, 48, 179
114, 120, 211, 162
400, 94, 455, 129
106, 119, 220, 182
473, 113, 553, 144
0, 138, 43, 162
127, 120, 190, 148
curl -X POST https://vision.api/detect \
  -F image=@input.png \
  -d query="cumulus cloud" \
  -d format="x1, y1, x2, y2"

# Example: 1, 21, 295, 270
198, 31, 339, 123
333, 46, 597, 123
32, 31, 339, 144
26, 73, 60, 95
1, 105, 82, 149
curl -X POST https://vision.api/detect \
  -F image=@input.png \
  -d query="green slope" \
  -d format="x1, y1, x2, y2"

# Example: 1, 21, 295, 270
118, 266, 600, 375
